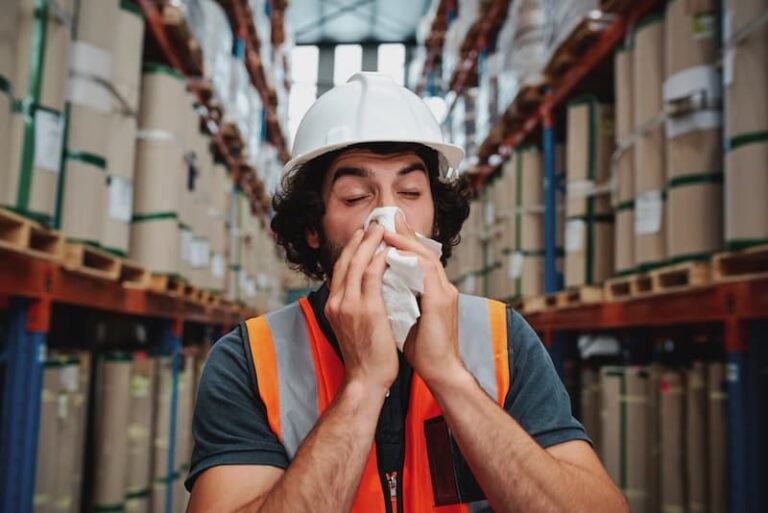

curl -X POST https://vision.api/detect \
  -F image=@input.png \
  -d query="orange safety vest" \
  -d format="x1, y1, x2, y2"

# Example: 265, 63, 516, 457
245, 294, 510, 512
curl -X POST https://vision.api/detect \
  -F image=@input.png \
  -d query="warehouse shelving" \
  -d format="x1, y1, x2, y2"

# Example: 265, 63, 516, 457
0, 2, 266, 512
435, 1, 766, 512
414, 0, 457, 96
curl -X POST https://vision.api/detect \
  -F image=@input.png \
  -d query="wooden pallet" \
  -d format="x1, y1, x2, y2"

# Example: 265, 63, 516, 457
649, 261, 711, 293
161, 4, 203, 75
0, 208, 65, 262
149, 273, 185, 296
545, 14, 615, 80
604, 273, 653, 301
556, 286, 604, 308
120, 259, 150, 289
712, 245, 768, 282
521, 295, 548, 313
64, 243, 121, 280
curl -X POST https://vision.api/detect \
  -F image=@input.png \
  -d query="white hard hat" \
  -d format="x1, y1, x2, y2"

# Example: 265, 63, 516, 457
283, 72, 464, 181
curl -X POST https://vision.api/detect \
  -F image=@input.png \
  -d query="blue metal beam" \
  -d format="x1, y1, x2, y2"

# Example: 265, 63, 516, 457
0, 298, 46, 513
542, 108, 559, 294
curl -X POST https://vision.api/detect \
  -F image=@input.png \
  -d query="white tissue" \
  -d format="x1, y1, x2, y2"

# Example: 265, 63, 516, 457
363, 207, 442, 350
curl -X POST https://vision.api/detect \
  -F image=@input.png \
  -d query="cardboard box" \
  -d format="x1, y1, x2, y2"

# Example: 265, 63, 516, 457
0, 0, 18, 80
60, 158, 106, 244
708, 362, 727, 513
665, 0, 718, 78
133, 139, 185, 216
126, 357, 158, 506
659, 370, 685, 513
724, 142, 768, 246
129, 217, 181, 275
686, 363, 708, 513
34, 364, 60, 513
724, 15, 768, 139
600, 368, 622, 484
615, 46, 634, 142
579, 367, 601, 456
152, 356, 173, 479
93, 354, 133, 509
139, 66, 187, 135
667, 179, 723, 259
565, 219, 614, 287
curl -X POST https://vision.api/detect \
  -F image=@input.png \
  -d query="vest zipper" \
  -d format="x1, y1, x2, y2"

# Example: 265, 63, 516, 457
386, 472, 398, 513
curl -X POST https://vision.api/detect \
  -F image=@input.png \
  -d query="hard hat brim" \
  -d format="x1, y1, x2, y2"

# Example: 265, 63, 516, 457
282, 139, 465, 180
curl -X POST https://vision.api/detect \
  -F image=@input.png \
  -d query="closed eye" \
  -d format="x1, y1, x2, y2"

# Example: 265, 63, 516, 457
400, 191, 421, 198
344, 195, 370, 205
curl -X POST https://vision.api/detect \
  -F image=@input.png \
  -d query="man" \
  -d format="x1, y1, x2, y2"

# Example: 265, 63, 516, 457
186, 73, 627, 513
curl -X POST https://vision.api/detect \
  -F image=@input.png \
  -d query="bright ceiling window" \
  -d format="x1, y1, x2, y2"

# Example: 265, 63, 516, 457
288, 45, 319, 145
334, 44, 363, 85
377, 43, 406, 85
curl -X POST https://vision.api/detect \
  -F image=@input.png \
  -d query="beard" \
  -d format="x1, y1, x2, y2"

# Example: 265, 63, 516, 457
318, 229, 344, 280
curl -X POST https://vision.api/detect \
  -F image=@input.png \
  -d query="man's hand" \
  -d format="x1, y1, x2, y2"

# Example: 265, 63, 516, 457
382, 214, 465, 387
325, 224, 399, 393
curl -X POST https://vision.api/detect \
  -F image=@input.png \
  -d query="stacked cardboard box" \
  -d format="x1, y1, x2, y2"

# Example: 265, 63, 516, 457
595, 362, 728, 513
565, 98, 615, 287
93, 353, 133, 512
724, 0, 768, 249
125, 355, 157, 513
130, 65, 188, 276
34, 353, 90, 513
633, 15, 668, 271
3, 0, 74, 224
614, 43, 635, 275
664, 0, 723, 263
59, 0, 120, 246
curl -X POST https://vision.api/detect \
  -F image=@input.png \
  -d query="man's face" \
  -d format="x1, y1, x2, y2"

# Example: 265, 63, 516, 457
306, 149, 436, 271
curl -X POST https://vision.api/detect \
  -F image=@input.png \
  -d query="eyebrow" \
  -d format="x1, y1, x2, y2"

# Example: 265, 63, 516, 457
330, 162, 427, 184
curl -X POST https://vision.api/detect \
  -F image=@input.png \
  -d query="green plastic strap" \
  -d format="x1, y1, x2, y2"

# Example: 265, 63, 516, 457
120, 0, 143, 17
102, 246, 128, 258
567, 214, 615, 224
637, 258, 671, 273
44, 356, 80, 368
125, 489, 150, 500
143, 63, 184, 81
514, 149, 523, 297
65, 150, 107, 170
93, 505, 124, 513
725, 238, 768, 251
668, 171, 723, 189
635, 12, 665, 33
726, 131, 768, 153
179, 222, 191, 231
104, 351, 134, 362
665, 252, 713, 265
66, 237, 100, 248
567, 94, 599, 109
615, 267, 637, 277
228, 264, 242, 271
17, 0, 50, 212
617, 200, 635, 212
131, 211, 179, 223
0, 75, 10, 95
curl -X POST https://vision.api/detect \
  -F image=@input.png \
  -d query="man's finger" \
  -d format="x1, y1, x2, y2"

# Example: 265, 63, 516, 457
329, 228, 364, 294
343, 223, 385, 302
383, 230, 437, 261
361, 247, 388, 300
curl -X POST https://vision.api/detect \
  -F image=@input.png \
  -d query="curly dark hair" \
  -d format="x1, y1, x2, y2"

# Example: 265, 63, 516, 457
271, 142, 472, 281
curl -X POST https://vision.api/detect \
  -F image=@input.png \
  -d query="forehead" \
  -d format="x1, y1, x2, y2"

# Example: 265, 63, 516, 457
327, 149, 427, 175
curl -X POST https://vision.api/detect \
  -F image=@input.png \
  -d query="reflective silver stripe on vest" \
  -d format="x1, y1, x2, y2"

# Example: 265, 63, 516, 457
469, 500, 492, 513
458, 294, 497, 402
263, 302, 319, 459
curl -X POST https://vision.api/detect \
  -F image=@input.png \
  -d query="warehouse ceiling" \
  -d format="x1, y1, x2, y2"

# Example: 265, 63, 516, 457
287, 0, 433, 45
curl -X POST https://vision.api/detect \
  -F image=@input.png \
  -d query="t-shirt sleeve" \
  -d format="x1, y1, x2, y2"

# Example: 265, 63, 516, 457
185, 326, 289, 491
504, 308, 592, 449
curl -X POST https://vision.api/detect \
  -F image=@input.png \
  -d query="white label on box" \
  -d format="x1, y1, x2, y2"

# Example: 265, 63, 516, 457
484, 202, 495, 226
109, 177, 133, 222
60, 366, 79, 393
635, 191, 664, 235
211, 254, 225, 278
724, 49, 734, 87
692, 13, 716, 40
508, 251, 524, 279
565, 219, 585, 253
57, 394, 69, 419
181, 229, 194, 263
34, 110, 64, 173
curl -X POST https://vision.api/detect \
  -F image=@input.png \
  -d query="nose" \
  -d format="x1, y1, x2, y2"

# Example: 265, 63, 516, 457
375, 189, 397, 209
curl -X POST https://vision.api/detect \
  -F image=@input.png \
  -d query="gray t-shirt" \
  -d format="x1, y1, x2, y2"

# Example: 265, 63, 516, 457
185, 290, 590, 491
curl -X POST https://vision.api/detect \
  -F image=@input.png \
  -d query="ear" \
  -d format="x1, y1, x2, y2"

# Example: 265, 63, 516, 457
306, 227, 320, 249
